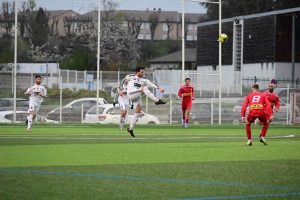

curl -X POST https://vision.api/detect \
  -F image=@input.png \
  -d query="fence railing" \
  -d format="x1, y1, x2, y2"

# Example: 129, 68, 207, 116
1, 69, 299, 124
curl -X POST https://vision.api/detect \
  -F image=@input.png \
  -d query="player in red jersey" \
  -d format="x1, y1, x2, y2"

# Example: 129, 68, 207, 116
257, 79, 280, 132
178, 78, 194, 128
241, 84, 273, 146
263, 80, 280, 120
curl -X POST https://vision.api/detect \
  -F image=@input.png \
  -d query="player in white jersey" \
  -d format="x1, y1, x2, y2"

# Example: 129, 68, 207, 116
113, 78, 130, 130
120, 67, 166, 137
24, 75, 48, 132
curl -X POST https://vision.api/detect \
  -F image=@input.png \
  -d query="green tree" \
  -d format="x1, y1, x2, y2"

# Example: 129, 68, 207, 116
138, 39, 181, 68
60, 46, 94, 70
32, 8, 49, 47
0, 38, 32, 71
0, 1, 15, 38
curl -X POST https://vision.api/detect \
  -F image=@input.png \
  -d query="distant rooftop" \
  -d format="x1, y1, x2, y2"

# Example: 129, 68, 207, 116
148, 49, 196, 63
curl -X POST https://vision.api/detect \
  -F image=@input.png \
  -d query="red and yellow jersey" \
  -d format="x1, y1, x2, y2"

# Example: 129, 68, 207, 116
178, 85, 194, 103
263, 90, 280, 113
241, 92, 272, 117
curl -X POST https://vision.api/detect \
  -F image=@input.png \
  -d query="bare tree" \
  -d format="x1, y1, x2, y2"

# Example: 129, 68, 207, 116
49, 17, 59, 36
17, 0, 37, 38
125, 16, 142, 39
28, 0, 140, 69
149, 11, 159, 42
17, 2, 27, 38
63, 16, 92, 36
179, 15, 191, 42
0, 2, 15, 38
165, 17, 174, 39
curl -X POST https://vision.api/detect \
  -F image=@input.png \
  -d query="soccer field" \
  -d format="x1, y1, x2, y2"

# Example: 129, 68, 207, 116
0, 123, 300, 200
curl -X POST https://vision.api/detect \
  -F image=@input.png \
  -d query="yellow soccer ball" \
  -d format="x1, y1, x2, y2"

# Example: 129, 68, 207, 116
218, 33, 228, 43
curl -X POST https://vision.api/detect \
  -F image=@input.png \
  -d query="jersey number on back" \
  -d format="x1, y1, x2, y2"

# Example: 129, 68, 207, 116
252, 96, 261, 103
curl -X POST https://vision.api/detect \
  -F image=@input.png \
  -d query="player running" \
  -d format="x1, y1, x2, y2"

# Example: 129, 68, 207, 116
178, 78, 194, 128
241, 84, 272, 146
24, 75, 48, 132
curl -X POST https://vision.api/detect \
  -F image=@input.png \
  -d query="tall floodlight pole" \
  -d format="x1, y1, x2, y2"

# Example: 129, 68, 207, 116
218, 0, 222, 125
96, 0, 101, 116
13, 0, 18, 122
182, 0, 185, 83
183, 0, 222, 124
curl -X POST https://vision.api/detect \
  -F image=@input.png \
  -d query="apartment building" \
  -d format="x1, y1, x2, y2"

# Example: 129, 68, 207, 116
0, 10, 78, 38
81, 9, 205, 41
47, 10, 79, 36
1, 8, 203, 41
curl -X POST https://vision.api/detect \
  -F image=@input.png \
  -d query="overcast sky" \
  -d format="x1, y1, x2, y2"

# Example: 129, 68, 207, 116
33, 0, 207, 14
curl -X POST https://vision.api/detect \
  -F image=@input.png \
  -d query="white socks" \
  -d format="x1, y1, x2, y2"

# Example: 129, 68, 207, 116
130, 113, 140, 129
27, 115, 33, 130
120, 117, 126, 128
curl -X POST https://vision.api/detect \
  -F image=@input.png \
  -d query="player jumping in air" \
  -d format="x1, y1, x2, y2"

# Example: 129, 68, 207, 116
121, 67, 166, 137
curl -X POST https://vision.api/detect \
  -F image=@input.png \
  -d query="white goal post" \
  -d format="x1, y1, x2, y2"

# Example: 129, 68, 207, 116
291, 92, 300, 124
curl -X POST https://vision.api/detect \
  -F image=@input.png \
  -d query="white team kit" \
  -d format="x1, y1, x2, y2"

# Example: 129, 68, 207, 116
24, 84, 48, 114
114, 78, 130, 111
123, 74, 159, 108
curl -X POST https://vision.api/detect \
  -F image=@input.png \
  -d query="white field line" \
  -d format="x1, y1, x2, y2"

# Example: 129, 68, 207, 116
0, 126, 92, 128
0, 134, 295, 140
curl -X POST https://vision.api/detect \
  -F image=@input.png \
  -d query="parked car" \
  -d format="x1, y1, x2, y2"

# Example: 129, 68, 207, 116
0, 98, 29, 111
47, 98, 108, 122
232, 97, 299, 123
168, 102, 237, 124
83, 104, 160, 124
0, 111, 58, 123
273, 88, 300, 103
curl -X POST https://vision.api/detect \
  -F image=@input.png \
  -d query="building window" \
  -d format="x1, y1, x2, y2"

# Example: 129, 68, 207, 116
272, 62, 274, 70
162, 34, 168, 39
261, 63, 263, 70
212, 65, 217, 71
145, 34, 151, 40
186, 35, 193, 41
266, 63, 268, 70
188, 24, 193, 31
145, 23, 150, 30
140, 22, 145, 30
138, 34, 144, 40
163, 23, 168, 31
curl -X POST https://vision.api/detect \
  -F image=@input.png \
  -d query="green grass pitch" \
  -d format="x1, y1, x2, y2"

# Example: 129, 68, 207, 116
0, 123, 300, 200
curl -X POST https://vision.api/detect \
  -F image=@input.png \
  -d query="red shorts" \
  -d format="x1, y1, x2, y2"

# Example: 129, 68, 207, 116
247, 115, 268, 124
182, 102, 192, 110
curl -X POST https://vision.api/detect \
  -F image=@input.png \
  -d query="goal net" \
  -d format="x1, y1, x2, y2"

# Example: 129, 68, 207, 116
291, 92, 300, 124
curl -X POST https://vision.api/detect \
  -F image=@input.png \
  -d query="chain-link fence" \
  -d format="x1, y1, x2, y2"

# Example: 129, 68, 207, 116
1, 69, 299, 125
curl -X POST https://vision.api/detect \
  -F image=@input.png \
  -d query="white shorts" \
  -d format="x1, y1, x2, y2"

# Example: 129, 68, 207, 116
128, 90, 142, 109
128, 90, 141, 101
131, 99, 142, 109
118, 96, 129, 111
28, 101, 41, 115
